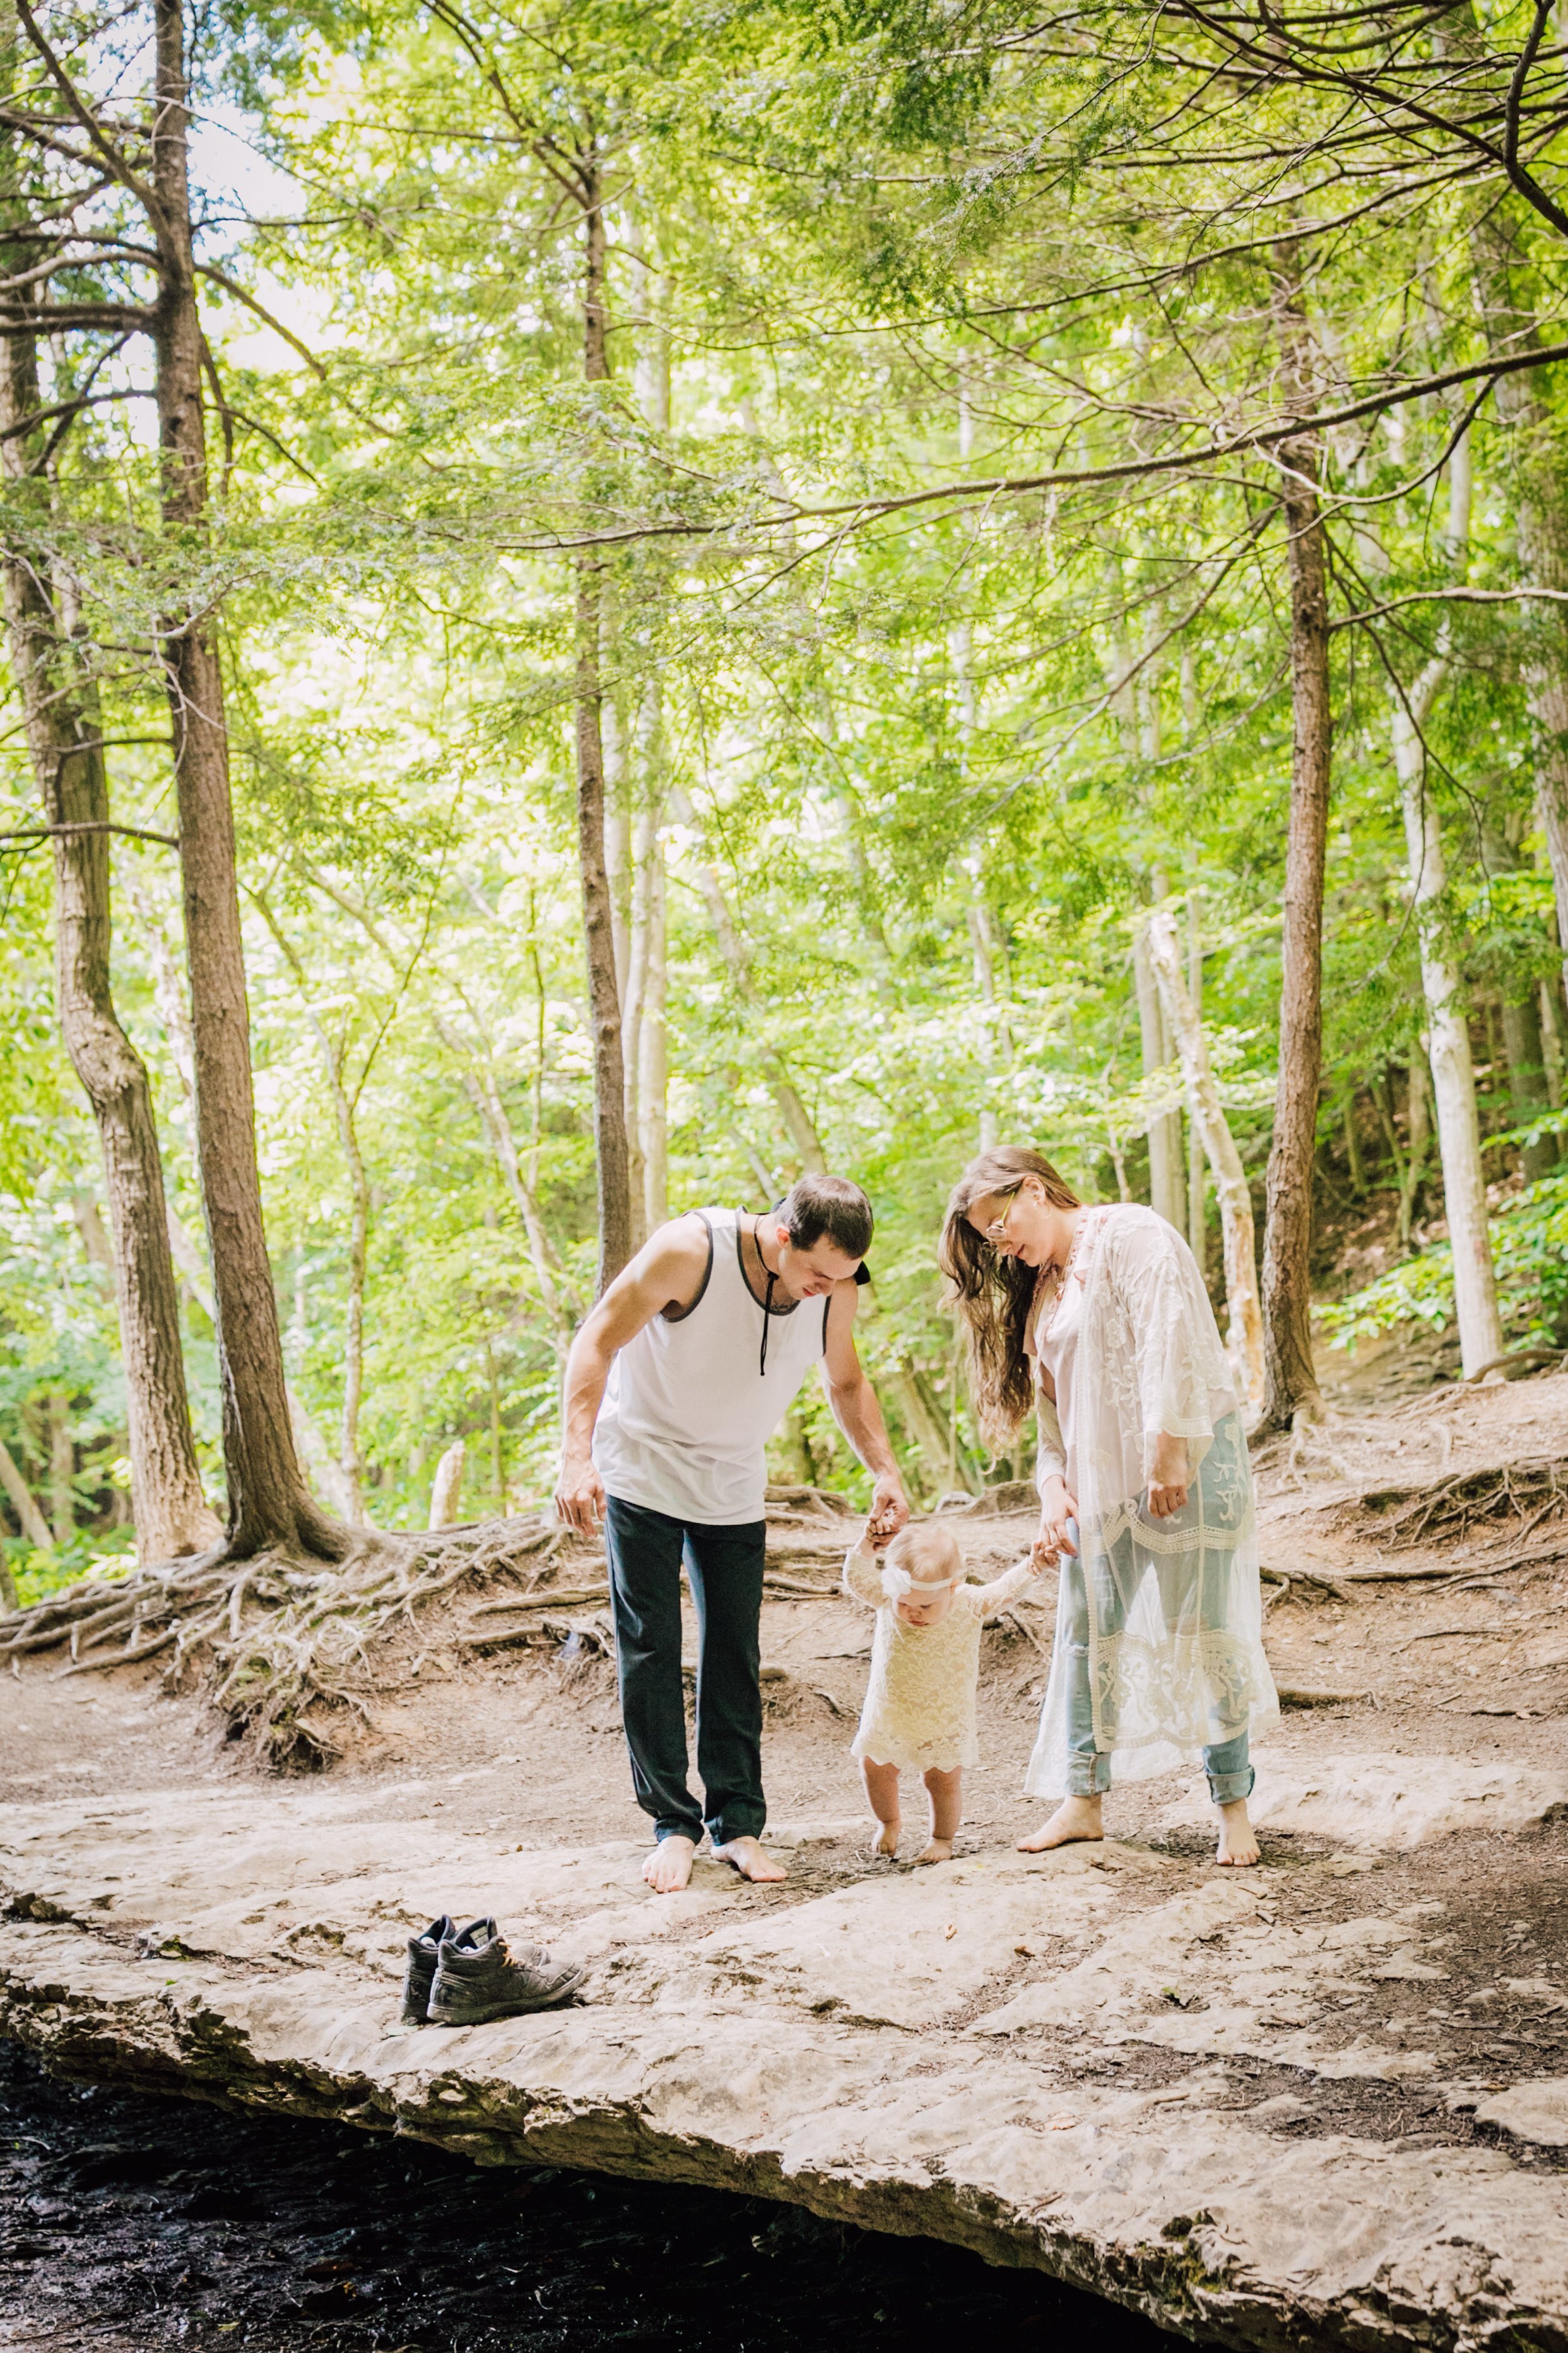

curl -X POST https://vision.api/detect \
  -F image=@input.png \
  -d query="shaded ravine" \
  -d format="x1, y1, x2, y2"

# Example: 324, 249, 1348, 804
0, 2042, 1176, 2352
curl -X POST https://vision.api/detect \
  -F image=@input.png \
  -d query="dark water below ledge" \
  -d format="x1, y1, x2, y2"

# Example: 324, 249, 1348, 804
0, 2039, 1181, 2352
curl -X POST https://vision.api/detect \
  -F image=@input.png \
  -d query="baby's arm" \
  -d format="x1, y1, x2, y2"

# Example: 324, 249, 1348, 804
968, 1558, 1048, 1620
842, 1534, 885, 1608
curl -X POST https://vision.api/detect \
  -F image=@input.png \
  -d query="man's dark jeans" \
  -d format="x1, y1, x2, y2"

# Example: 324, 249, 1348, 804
603, 1494, 767, 1849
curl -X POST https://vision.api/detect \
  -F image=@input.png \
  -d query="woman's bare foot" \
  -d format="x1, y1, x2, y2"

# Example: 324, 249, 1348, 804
914, 1838, 953, 1866
643, 1835, 698, 1893
1017, 1795, 1104, 1852
869, 1822, 900, 1860
712, 1835, 788, 1883
1215, 1799, 1260, 1868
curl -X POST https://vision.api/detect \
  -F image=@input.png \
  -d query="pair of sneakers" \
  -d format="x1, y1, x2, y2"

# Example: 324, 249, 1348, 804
400, 1915, 586, 2028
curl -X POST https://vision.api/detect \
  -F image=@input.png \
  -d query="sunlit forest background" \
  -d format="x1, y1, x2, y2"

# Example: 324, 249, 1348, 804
5, 0, 1568, 1603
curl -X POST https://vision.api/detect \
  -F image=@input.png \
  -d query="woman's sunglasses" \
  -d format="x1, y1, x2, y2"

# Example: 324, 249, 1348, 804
981, 1188, 1022, 1248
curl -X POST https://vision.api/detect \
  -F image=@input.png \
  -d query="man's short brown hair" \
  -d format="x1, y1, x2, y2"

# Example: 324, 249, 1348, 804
780, 1173, 873, 1262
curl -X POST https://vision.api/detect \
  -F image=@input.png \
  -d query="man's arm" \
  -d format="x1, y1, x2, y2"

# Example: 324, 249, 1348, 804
553, 1218, 710, 1532
820, 1283, 910, 1541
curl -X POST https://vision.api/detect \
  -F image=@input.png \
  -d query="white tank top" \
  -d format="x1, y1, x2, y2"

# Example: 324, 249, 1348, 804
592, 1207, 829, 1525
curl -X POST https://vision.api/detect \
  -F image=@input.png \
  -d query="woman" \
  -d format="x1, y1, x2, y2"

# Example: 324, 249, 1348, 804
940, 1145, 1276, 1867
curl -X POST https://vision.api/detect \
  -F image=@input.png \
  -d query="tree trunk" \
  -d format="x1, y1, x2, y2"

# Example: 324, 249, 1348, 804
1133, 918, 1184, 1230
603, 655, 630, 1000
47, 1389, 73, 1545
626, 240, 671, 1236
952, 565, 1003, 1149
965, 854, 1001, 1153
1394, 689, 1504, 1373
428, 1440, 465, 1531
0, 249, 215, 1564
575, 157, 632, 1291
1399, 1046, 1433, 1251
603, 612, 645, 1242
1341, 1093, 1366, 1196
0, 1434, 52, 1553
254, 894, 370, 1519
1501, 986, 1555, 1180
632, 736, 668, 1233
1372, 1067, 1406, 1195
485, 1341, 505, 1512
1147, 908, 1266, 1419
1186, 888, 1208, 1265
1259, 254, 1332, 1428
1540, 959, 1566, 1114
622, 793, 655, 1259
1482, 829, 1558, 1179
904, 1360, 983, 1497
886, 1363, 960, 1500
151, 0, 341, 1559
1385, 428, 1503, 1375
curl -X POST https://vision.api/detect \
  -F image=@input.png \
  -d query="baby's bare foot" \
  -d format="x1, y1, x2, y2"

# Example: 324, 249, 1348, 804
1017, 1796, 1104, 1852
869, 1822, 900, 1860
1215, 1799, 1260, 1868
642, 1835, 697, 1893
914, 1838, 953, 1866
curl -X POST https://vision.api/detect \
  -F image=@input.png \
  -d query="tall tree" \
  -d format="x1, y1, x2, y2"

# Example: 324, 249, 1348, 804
4, 0, 351, 1556
0, 17, 214, 1562
1384, 429, 1502, 1377
146, 0, 343, 1554
1259, 252, 1332, 1427
1148, 907, 1265, 1416
574, 157, 632, 1288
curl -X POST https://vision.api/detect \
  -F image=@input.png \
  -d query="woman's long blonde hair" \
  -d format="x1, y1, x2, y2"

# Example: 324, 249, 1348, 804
939, 1146, 1082, 1445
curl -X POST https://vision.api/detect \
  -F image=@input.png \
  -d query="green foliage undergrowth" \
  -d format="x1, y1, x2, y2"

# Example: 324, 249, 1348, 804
1318, 1175, 1568, 1356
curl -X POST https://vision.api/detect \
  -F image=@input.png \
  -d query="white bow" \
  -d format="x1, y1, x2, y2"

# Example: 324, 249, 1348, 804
880, 1561, 957, 1603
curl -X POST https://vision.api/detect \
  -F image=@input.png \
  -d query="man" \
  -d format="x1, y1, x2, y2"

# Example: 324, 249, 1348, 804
554, 1175, 910, 1892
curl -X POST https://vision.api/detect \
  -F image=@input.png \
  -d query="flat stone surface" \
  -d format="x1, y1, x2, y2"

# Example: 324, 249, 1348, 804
1160, 1751, 1568, 1849
5, 1755, 1568, 2351
1476, 2078, 1568, 2146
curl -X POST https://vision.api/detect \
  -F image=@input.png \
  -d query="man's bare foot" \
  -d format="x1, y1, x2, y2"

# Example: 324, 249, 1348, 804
914, 1838, 953, 1866
642, 1835, 697, 1893
1215, 1799, 1260, 1868
869, 1822, 900, 1860
1017, 1795, 1104, 1852
712, 1835, 788, 1884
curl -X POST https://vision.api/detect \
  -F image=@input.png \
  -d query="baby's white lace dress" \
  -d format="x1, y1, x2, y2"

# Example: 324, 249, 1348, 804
843, 1541, 1040, 1773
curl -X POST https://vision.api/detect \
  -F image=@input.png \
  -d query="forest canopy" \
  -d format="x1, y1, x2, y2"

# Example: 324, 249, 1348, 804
3, 0, 1567, 1602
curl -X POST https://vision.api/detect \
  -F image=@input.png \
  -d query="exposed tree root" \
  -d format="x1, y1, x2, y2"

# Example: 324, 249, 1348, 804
1348, 1458, 1567, 1553
0, 1476, 1005, 1767
0, 1514, 604, 1769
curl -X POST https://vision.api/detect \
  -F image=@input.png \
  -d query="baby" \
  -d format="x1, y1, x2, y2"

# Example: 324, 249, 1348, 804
843, 1517, 1040, 1864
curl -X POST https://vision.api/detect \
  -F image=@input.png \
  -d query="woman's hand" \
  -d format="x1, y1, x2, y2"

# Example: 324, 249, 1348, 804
1034, 1475, 1078, 1567
1147, 1435, 1189, 1520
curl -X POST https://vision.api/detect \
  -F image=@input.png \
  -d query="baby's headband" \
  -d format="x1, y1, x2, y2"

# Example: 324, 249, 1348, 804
880, 1557, 957, 1602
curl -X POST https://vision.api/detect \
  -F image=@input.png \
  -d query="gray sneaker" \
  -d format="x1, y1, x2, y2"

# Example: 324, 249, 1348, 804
400, 1916, 455, 2026
427, 1917, 586, 2026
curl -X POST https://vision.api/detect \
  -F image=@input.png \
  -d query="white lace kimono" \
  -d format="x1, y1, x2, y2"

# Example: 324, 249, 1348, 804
844, 1541, 1039, 1773
1024, 1204, 1278, 1795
